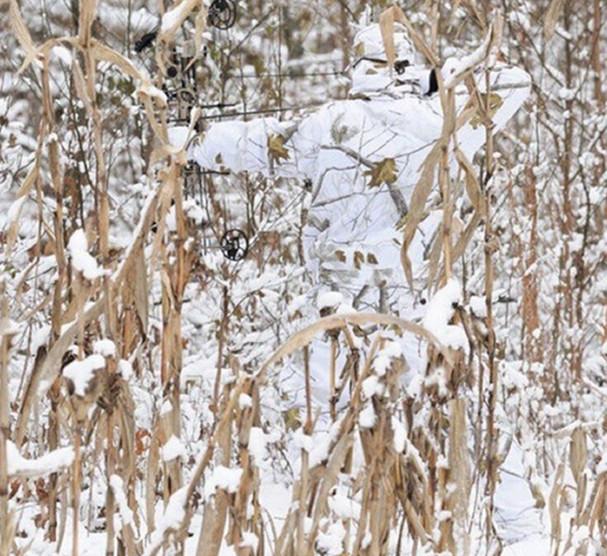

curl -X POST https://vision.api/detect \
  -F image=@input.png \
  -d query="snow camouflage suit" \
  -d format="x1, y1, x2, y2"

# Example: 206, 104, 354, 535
190, 22, 531, 403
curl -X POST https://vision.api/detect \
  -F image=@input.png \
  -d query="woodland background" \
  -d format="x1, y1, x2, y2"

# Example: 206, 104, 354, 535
0, 0, 606, 555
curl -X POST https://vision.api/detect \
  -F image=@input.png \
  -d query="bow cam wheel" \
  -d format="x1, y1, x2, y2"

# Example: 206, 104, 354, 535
220, 229, 248, 261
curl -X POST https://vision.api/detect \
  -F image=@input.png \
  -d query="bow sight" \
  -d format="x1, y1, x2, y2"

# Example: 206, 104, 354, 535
136, 0, 248, 262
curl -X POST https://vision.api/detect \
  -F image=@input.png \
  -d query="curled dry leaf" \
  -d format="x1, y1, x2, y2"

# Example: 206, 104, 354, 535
470, 92, 504, 129
267, 134, 290, 163
544, 0, 567, 41
364, 157, 397, 188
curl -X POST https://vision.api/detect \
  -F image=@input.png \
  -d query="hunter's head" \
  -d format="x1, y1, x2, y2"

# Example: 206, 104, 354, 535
350, 22, 424, 96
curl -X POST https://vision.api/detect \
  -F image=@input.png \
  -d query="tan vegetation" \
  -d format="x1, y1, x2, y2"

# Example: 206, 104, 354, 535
0, 0, 605, 555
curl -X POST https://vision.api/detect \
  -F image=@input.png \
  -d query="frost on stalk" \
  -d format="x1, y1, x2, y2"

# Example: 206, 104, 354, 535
359, 403, 377, 429
328, 487, 361, 520
6, 441, 74, 478
67, 229, 106, 280
362, 375, 380, 399
422, 278, 468, 351
110, 475, 134, 528
373, 340, 402, 377
62, 353, 106, 396
392, 417, 406, 453
93, 338, 116, 357
204, 465, 243, 498
161, 435, 186, 463
143, 487, 187, 556
248, 427, 266, 465
317, 291, 344, 311
240, 532, 259, 551
468, 295, 487, 319
316, 521, 346, 556
238, 392, 253, 409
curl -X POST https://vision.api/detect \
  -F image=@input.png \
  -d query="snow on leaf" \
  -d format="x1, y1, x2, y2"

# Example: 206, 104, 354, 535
62, 353, 106, 396
67, 229, 106, 280
110, 475, 134, 528
161, 435, 186, 462
93, 338, 116, 357
317, 291, 343, 310
240, 532, 259, 551
205, 465, 243, 498
249, 427, 266, 465
359, 403, 377, 429
422, 278, 468, 351
143, 487, 187, 556
7, 441, 74, 478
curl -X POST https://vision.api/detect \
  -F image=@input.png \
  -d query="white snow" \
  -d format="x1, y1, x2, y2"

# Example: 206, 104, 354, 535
161, 435, 186, 462
109, 475, 134, 528
68, 229, 106, 280
31, 324, 51, 352
328, 490, 361, 520
317, 291, 343, 310
143, 487, 187, 556
248, 427, 266, 465
118, 359, 133, 380
93, 338, 116, 357
469, 295, 487, 318
373, 340, 402, 376
205, 466, 243, 497
63, 353, 106, 396
316, 521, 346, 555
359, 403, 377, 429
184, 199, 205, 225
392, 417, 406, 453
309, 432, 332, 467
239, 532, 259, 551
422, 278, 469, 351
294, 430, 313, 453
238, 393, 253, 409
160, 0, 195, 35
7, 441, 74, 478
361, 375, 384, 399
167, 125, 190, 150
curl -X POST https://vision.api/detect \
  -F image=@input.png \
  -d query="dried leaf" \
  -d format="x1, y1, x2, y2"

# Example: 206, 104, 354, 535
364, 157, 397, 188
258, 312, 454, 385
470, 92, 504, 129
353, 250, 364, 270
367, 252, 378, 265
158, 0, 201, 44
78, 0, 98, 45
267, 134, 290, 163
6, 160, 39, 251
8, 0, 40, 73
400, 142, 441, 286
544, 0, 566, 41
454, 146, 484, 214
283, 408, 302, 431
380, 6, 439, 68
379, 8, 397, 70
569, 427, 587, 488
